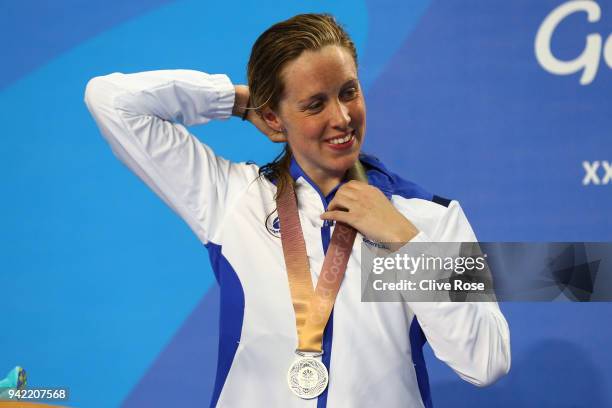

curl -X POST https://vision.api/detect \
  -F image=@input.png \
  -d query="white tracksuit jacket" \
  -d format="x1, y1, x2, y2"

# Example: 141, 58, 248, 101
84, 70, 511, 408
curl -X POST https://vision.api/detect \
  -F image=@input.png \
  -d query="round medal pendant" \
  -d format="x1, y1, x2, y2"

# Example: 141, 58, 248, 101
287, 356, 328, 399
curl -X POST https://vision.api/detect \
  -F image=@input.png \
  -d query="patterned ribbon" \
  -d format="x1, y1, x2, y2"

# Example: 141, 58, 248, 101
277, 161, 367, 353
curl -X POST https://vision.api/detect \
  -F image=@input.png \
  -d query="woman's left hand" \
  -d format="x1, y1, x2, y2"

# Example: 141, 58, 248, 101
320, 180, 419, 248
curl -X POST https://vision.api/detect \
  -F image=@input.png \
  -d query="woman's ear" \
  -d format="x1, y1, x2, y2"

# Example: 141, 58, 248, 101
261, 106, 285, 133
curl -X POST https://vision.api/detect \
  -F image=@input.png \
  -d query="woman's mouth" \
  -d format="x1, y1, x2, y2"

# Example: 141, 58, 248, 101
325, 131, 356, 150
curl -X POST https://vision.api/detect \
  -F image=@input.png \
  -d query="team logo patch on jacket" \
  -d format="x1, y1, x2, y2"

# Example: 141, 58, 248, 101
265, 211, 281, 238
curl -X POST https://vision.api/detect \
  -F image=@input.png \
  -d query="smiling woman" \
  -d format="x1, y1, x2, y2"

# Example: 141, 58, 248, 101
261, 45, 365, 194
244, 13, 365, 199
84, 13, 510, 408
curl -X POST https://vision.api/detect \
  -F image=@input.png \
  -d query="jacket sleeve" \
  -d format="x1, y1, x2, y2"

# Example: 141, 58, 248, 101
84, 70, 254, 245
407, 200, 511, 387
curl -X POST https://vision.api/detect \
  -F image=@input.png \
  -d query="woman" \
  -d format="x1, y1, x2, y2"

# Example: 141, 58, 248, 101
85, 13, 510, 408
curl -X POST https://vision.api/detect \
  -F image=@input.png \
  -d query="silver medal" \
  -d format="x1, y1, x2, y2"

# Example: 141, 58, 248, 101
287, 355, 328, 399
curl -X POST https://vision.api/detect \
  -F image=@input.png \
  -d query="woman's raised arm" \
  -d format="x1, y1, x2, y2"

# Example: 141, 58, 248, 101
84, 70, 258, 245
407, 201, 511, 387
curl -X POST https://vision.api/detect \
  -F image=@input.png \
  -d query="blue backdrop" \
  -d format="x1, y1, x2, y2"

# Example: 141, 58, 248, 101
1, 1, 611, 407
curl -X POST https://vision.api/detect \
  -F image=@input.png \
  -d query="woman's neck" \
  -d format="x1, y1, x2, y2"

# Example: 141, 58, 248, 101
301, 166, 346, 196
315, 175, 344, 196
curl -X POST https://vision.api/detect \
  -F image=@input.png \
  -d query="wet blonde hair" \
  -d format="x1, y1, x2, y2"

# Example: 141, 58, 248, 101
247, 13, 358, 197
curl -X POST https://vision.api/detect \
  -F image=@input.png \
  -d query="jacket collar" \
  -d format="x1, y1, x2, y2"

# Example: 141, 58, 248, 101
288, 152, 397, 203
284, 152, 431, 208
289, 157, 344, 205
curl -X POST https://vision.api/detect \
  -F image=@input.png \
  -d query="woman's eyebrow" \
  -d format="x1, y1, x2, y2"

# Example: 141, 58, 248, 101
297, 78, 359, 104
298, 92, 325, 104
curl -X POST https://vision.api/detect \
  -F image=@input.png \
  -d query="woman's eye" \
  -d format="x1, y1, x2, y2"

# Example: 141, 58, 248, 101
307, 102, 323, 111
342, 87, 358, 99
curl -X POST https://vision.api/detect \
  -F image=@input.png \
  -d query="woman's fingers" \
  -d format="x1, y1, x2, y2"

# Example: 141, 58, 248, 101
323, 194, 362, 230
327, 193, 359, 213
334, 187, 359, 203
322, 183, 420, 244
320, 210, 352, 224
342, 180, 366, 189
234, 85, 287, 144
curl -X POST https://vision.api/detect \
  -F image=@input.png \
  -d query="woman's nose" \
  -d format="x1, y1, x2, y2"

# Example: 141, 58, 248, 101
330, 100, 351, 128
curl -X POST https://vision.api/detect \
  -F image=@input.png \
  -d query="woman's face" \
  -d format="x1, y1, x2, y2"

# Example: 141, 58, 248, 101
269, 45, 366, 185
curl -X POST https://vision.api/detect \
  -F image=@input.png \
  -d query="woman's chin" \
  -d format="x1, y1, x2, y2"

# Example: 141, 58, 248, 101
325, 154, 360, 176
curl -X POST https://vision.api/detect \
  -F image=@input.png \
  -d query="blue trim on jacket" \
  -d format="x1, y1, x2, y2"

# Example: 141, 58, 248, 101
410, 317, 433, 408
205, 242, 245, 408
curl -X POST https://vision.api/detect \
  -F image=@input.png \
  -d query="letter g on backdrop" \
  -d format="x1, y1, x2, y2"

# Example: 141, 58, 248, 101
535, 0, 612, 85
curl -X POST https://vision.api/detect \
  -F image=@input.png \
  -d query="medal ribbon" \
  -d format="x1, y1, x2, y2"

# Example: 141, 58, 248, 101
277, 162, 367, 353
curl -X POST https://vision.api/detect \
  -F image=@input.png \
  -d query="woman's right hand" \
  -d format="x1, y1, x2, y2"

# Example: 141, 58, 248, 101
232, 85, 287, 143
